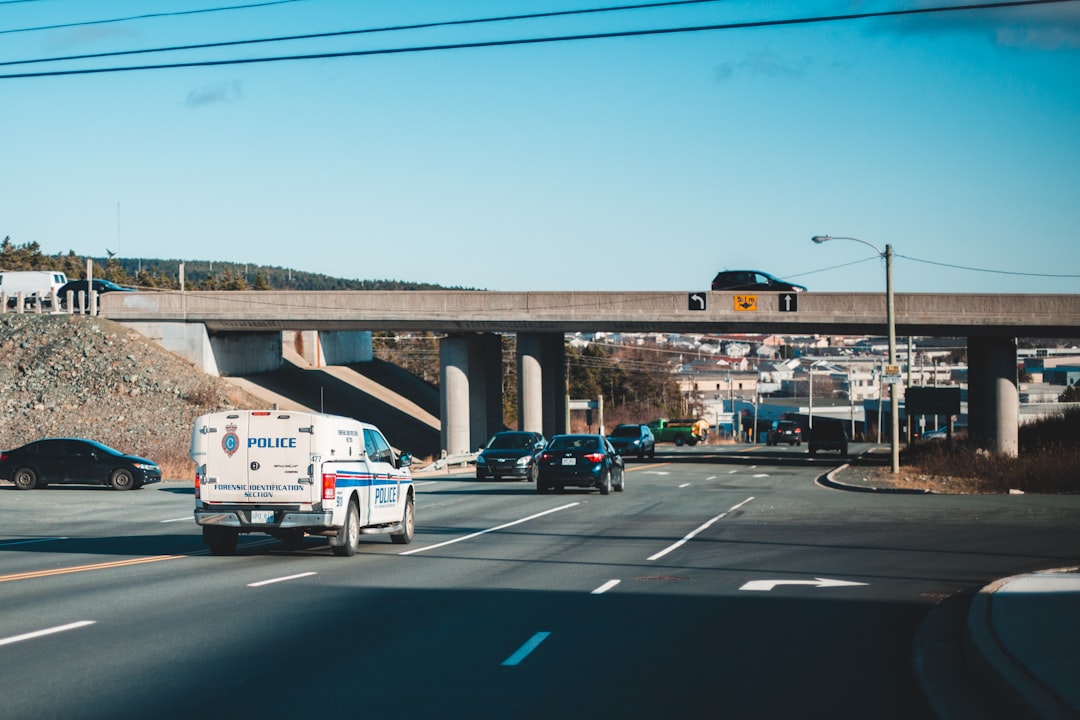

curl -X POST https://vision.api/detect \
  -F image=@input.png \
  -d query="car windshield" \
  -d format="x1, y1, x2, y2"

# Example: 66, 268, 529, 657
487, 433, 533, 450
609, 426, 639, 438
79, 439, 123, 456
549, 436, 599, 452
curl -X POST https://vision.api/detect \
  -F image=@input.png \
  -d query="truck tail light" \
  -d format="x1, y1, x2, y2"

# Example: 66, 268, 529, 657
194, 466, 203, 499
322, 472, 337, 500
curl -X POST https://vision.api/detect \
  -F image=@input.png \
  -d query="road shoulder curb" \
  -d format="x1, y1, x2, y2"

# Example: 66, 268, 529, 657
816, 462, 933, 494
965, 573, 1078, 720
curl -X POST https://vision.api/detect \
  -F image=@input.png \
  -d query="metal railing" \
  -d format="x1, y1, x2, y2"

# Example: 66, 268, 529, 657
415, 450, 478, 474
1, 291, 100, 315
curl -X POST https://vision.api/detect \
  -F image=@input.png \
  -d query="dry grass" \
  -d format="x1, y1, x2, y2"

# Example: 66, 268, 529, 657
858, 408, 1080, 494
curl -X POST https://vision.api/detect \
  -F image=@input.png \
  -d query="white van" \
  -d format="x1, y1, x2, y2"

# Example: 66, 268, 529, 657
0, 270, 68, 307
191, 410, 415, 556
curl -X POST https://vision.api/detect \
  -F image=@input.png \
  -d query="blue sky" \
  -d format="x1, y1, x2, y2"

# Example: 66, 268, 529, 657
1, 0, 1078, 293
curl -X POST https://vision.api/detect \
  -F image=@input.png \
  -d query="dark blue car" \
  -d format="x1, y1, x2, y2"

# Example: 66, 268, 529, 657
57, 279, 135, 310
536, 433, 624, 495
606, 423, 656, 460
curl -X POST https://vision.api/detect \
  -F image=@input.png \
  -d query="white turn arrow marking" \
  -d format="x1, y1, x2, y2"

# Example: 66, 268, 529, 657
740, 577, 869, 592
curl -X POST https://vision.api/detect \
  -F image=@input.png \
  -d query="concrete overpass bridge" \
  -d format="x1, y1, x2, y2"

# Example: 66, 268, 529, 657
99, 290, 1080, 458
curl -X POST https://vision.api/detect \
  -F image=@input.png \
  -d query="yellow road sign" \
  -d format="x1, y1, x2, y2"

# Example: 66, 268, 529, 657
734, 295, 758, 312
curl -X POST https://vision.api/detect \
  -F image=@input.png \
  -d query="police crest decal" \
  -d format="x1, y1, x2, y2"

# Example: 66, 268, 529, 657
222, 423, 240, 458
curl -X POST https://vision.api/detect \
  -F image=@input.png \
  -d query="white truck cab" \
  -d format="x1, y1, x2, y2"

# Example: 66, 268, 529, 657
191, 410, 414, 556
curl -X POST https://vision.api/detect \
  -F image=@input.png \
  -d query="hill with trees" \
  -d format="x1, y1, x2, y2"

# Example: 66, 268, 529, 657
0, 236, 472, 291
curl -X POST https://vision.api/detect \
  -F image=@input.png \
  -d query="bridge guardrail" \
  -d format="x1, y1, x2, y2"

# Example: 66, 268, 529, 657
2, 291, 100, 315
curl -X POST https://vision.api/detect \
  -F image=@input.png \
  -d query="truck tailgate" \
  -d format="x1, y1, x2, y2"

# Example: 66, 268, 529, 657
201, 412, 316, 505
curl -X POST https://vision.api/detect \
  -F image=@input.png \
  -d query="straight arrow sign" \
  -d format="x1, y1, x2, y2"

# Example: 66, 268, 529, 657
740, 577, 868, 592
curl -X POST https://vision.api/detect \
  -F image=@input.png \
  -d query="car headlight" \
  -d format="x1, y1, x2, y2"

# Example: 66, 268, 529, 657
476, 455, 488, 467
132, 463, 158, 471
515, 456, 531, 468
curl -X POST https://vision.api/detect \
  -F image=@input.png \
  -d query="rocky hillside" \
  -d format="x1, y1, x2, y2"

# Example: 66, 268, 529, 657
0, 313, 264, 479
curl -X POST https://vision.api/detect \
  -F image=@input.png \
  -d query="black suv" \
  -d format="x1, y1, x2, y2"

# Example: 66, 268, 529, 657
807, 423, 849, 456
767, 420, 802, 446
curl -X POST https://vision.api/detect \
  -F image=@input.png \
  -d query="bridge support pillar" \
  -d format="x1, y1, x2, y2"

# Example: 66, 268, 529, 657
122, 321, 282, 376
440, 333, 504, 456
440, 336, 471, 457
518, 332, 566, 438
286, 331, 372, 367
470, 333, 504, 450
967, 336, 1019, 456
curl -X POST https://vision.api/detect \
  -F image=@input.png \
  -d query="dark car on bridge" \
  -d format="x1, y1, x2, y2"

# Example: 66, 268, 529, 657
475, 430, 547, 482
711, 270, 806, 293
57, 279, 135, 309
606, 423, 656, 460
0, 438, 162, 490
537, 434, 624, 495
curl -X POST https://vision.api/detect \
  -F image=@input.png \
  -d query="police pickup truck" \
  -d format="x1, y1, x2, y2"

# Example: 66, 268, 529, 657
191, 410, 414, 556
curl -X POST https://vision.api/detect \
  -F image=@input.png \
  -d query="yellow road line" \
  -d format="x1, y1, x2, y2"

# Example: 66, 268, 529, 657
626, 462, 670, 471
0, 555, 183, 584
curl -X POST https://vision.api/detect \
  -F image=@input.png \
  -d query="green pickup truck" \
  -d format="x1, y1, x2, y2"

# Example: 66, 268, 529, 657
647, 418, 707, 446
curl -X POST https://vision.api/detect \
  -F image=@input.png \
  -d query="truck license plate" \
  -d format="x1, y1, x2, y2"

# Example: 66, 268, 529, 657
251, 510, 274, 524
561, 458, 576, 466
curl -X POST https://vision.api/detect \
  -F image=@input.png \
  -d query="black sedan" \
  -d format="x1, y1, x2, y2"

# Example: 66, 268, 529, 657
0, 438, 162, 490
475, 430, 547, 482
606, 423, 656, 460
536, 433, 624, 495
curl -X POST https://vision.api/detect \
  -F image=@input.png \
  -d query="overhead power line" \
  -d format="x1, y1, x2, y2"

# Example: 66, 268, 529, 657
0, 0, 306, 36
5, 0, 718, 41
788, 252, 1077, 282
897, 253, 1080, 278
0, 0, 726, 68
0, 0, 1075, 80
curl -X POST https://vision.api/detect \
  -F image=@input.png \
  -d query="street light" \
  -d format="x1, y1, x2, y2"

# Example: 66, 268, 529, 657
812, 235, 899, 474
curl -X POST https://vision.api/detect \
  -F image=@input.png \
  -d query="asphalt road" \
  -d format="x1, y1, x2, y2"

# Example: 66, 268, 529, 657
2, 444, 1079, 719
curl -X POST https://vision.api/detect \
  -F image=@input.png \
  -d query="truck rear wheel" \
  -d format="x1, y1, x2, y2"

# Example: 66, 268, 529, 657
332, 501, 360, 557
390, 494, 415, 545
204, 526, 238, 556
